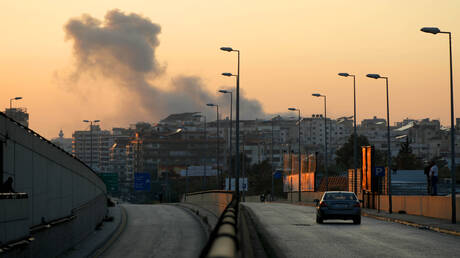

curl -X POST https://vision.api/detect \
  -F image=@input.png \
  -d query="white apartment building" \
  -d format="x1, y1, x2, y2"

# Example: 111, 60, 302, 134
72, 124, 113, 172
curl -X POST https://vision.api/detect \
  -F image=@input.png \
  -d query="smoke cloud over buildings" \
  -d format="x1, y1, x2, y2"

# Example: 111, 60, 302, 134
63, 9, 266, 123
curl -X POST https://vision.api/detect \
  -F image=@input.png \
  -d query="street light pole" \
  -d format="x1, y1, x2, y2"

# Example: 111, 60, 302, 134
367, 74, 392, 214
207, 103, 220, 189
9, 97, 22, 109
312, 94, 328, 191
339, 73, 358, 194
219, 89, 233, 186
421, 27, 456, 223
271, 117, 275, 201
288, 108, 302, 202
220, 47, 241, 200
193, 114, 208, 190
83, 119, 100, 170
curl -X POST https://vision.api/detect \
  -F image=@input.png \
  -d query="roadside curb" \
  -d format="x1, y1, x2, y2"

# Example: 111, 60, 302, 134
362, 212, 460, 237
242, 204, 287, 258
91, 205, 128, 257
173, 203, 214, 238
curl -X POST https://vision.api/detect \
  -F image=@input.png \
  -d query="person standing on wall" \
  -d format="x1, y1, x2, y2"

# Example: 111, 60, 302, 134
429, 161, 438, 196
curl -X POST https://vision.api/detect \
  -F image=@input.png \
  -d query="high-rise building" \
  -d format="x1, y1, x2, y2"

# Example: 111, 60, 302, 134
72, 125, 112, 172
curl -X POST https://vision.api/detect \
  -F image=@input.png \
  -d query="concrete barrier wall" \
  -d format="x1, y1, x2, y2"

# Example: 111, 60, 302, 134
0, 113, 107, 252
287, 192, 325, 203
184, 191, 233, 217
288, 190, 460, 222
376, 195, 460, 221
0, 197, 29, 244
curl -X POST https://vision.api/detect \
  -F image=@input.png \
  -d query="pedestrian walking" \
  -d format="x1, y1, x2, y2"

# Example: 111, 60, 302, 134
424, 162, 432, 195
429, 161, 438, 196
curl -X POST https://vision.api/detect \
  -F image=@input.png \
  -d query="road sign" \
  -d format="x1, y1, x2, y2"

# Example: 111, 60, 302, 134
273, 171, 283, 179
225, 178, 248, 191
98, 173, 119, 193
374, 166, 385, 177
134, 173, 151, 191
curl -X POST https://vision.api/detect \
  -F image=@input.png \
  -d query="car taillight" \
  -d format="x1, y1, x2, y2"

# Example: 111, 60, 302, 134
354, 202, 360, 207
320, 201, 327, 207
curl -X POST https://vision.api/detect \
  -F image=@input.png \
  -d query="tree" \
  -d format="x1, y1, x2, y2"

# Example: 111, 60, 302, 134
246, 160, 273, 195
335, 134, 371, 170
394, 138, 423, 170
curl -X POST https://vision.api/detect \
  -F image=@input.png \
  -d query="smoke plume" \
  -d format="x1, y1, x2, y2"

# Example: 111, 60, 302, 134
63, 9, 266, 123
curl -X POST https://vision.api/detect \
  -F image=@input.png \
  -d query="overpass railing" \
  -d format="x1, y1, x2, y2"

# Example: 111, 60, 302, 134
199, 195, 239, 258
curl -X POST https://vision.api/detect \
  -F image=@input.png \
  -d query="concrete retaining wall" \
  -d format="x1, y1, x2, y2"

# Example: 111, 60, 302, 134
0, 113, 107, 256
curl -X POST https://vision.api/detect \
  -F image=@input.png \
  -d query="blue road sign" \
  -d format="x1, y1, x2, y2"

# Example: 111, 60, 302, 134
134, 173, 151, 191
274, 171, 283, 179
374, 166, 385, 177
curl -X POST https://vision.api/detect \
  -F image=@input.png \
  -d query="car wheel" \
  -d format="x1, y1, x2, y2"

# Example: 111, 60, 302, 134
353, 216, 361, 225
316, 215, 323, 224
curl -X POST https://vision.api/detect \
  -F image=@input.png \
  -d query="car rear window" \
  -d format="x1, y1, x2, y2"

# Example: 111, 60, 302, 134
323, 193, 357, 200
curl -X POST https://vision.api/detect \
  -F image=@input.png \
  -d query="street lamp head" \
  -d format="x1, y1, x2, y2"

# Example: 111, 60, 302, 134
207, 103, 216, 107
14, 97, 23, 100
83, 120, 89, 123
221, 72, 233, 77
218, 90, 230, 93
312, 93, 321, 97
94, 120, 100, 123
421, 27, 441, 34
338, 73, 350, 77
366, 74, 381, 79
220, 47, 234, 52
288, 108, 297, 111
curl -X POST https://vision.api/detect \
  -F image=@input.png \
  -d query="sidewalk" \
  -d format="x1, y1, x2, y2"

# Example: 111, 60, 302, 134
362, 208, 460, 237
62, 204, 125, 258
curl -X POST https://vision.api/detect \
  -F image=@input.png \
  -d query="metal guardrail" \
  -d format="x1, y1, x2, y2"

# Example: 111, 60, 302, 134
200, 195, 239, 258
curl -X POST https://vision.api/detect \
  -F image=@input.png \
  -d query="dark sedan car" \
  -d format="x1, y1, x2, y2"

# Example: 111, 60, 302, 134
314, 191, 361, 224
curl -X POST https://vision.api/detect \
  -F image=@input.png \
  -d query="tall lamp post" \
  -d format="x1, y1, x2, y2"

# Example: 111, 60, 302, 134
339, 73, 358, 194
193, 114, 207, 190
83, 119, 100, 170
207, 103, 220, 189
271, 116, 276, 201
219, 88, 233, 185
220, 46, 241, 200
366, 73, 392, 214
288, 107, 302, 202
312, 93, 328, 191
421, 27, 456, 223
9, 97, 22, 109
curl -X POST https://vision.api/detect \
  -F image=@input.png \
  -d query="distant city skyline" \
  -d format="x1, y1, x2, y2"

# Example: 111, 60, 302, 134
1, 0, 460, 139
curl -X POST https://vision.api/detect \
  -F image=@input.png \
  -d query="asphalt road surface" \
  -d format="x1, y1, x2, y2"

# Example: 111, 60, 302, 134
101, 204, 206, 258
243, 202, 460, 258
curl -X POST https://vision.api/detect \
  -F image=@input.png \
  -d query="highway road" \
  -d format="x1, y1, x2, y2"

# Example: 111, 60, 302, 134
243, 202, 460, 258
101, 204, 206, 258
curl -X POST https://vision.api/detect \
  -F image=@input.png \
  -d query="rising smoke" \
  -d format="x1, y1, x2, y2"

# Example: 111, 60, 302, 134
63, 9, 266, 123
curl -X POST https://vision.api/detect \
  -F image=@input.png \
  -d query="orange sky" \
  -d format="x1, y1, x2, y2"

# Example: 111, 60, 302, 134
1, 0, 460, 139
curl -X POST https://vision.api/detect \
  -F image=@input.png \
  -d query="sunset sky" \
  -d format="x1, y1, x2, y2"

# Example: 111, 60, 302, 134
1, 0, 460, 139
